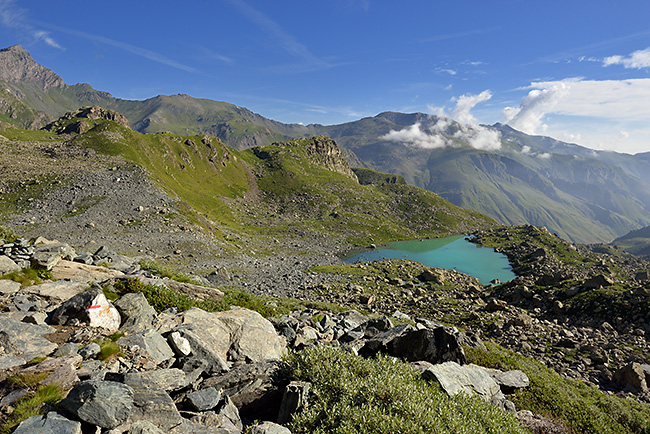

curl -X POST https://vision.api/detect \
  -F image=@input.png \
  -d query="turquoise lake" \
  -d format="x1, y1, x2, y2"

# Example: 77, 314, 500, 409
345, 235, 516, 285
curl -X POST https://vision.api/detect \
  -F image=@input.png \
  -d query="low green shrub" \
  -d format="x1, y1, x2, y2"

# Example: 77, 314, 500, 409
0, 267, 52, 287
466, 342, 650, 434
138, 259, 203, 285
285, 346, 529, 434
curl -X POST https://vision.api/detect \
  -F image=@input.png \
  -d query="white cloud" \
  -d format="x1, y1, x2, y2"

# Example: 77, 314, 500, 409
382, 91, 501, 151
0, 0, 63, 49
521, 145, 532, 155
381, 122, 449, 149
454, 125, 502, 151
603, 47, 650, 69
503, 82, 569, 134
503, 78, 650, 153
452, 90, 492, 125
538, 153, 552, 159
33, 30, 62, 49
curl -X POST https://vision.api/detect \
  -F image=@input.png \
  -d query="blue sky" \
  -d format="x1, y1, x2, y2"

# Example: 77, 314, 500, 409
2, 0, 650, 154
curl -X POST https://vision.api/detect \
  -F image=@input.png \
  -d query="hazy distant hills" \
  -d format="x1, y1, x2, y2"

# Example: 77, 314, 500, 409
3, 44, 650, 245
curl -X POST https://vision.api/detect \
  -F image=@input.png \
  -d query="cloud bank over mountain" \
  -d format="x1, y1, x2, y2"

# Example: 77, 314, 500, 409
382, 91, 502, 151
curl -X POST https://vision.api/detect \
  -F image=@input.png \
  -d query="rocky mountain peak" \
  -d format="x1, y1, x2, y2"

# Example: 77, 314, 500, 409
0, 44, 66, 91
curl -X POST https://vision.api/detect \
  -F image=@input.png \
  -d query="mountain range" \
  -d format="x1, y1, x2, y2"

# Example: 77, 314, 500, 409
2, 44, 650, 246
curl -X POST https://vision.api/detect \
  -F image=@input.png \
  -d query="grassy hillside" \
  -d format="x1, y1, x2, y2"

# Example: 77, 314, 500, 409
1, 112, 495, 251
613, 225, 650, 258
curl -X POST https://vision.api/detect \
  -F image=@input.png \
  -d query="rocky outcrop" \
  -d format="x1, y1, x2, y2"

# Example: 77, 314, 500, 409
44, 106, 131, 133
256, 136, 358, 182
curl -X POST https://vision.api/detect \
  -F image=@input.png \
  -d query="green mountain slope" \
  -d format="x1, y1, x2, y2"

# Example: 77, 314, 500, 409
14, 108, 494, 249
612, 226, 650, 258
3, 44, 650, 244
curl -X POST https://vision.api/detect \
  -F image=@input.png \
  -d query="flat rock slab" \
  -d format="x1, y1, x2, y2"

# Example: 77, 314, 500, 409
0, 316, 57, 360
0, 279, 21, 296
420, 361, 501, 401
51, 260, 124, 282
13, 411, 82, 434
23, 280, 89, 302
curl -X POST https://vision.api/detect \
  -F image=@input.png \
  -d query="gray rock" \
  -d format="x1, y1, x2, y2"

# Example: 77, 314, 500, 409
187, 387, 222, 411
492, 370, 530, 393
179, 307, 286, 364
361, 325, 466, 365
175, 326, 229, 375
0, 316, 56, 360
420, 361, 501, 401
202, 361, 284, 423
79, 342, 101, 359
124, 372, 183, 430
0, 255, 20, 274
277, 381, 310, 424
614, 362, 648, 393
0, 356, 26, 370
137, 368, 190, 392
0, 388, 28, 407
13, 411, 81, 434
129, 420, 166, 434
23, 280, 88, 302
251, 422, 291, 434
50, 285, 121, 331
0, 279, 21, 296
114, 292, 158, 334
118, 329, 174, 365
61, 380, 134, 429
54, 342, 79, 357
22, 311, 48, 325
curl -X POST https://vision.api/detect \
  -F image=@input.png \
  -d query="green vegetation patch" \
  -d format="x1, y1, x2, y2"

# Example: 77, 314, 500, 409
285, 345, 529, 434
112, 278, 344, 319
466, 341, 650, 434
1, 267, 52, 287
0, 384, 65, 434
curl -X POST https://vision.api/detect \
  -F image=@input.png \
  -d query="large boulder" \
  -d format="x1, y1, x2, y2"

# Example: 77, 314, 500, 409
50, 285, 121, 332
0, 255, 20, 274
614, 362, 648, 393
23, 280, 89, 302
202, 361, 285, 423
51, 260, 123, 282
60, 380, 134, 429
178, 307, 286, 365
360, 324, 466, 365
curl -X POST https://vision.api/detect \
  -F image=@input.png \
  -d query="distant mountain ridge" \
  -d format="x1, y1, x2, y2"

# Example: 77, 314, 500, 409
3, 44, 650, 245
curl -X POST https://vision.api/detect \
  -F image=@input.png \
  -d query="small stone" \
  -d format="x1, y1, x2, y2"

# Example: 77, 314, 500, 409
168, 331, 192, 356
79, 343, 101, 359
186, 387, 222, 411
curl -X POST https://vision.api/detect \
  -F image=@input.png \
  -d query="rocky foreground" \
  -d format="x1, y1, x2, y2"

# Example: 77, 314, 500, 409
0, 235, 566, 433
